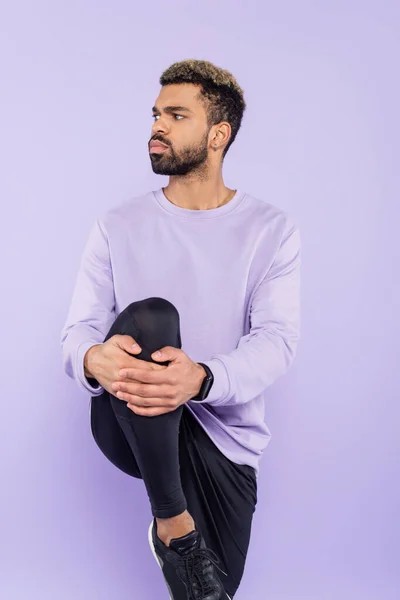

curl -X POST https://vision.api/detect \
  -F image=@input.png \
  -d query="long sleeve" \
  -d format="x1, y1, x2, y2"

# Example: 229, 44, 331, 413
60, 218, 116, 396
192, 219, 301, 407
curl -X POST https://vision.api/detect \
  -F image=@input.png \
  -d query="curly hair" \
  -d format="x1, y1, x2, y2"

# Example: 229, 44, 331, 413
159, 59, 246, 158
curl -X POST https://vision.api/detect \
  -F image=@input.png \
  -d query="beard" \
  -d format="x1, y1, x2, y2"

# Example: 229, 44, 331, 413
149, 131, 210, 176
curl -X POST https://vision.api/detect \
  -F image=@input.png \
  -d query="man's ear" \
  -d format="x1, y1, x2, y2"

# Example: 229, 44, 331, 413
212, 122, 231, 150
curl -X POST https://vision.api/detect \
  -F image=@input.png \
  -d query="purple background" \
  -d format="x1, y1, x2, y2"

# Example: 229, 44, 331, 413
1, 1, 399, 598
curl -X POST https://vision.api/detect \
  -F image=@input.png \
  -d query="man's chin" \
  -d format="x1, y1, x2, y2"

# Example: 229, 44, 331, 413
151, 165, 173, 176
150, 157, 174, 175
150, 157, 195, 176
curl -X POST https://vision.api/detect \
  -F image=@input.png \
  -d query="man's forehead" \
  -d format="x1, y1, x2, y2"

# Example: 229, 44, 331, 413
154, 83, 202, 112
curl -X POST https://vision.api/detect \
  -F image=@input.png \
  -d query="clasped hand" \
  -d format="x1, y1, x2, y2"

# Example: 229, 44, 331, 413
111, 345, 205, 417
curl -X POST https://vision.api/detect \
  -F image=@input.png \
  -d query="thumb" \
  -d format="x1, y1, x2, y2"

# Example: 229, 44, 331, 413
119, 334, 142, 354
151, 346, 180, 362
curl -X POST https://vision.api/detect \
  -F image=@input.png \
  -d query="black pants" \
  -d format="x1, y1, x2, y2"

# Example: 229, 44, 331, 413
90, 297, 258, 598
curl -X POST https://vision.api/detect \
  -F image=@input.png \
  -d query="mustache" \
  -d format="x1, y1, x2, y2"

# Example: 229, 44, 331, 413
150, 135, 171, 147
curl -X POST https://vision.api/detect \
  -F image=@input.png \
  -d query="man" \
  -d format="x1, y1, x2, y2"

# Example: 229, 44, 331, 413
61, 59, 301, 600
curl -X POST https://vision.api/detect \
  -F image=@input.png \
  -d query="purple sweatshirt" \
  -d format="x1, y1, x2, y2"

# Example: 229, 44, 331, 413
60, 188, 301, 477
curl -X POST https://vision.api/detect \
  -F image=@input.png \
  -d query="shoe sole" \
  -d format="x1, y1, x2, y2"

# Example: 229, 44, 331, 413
147, 520, 232, 600
148, 520, 174, 600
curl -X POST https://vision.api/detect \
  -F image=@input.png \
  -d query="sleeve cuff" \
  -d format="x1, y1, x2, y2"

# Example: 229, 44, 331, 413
76, 340, 105, 396
189, 357, 230, 405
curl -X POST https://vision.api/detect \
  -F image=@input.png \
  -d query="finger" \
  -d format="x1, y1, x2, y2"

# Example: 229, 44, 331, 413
127, 402, 177, 417
116, 390, 174, 408
118, 367, 168, 383
115, 381, 172, 399
116, 335, 142, 354
124, 359, 167, 374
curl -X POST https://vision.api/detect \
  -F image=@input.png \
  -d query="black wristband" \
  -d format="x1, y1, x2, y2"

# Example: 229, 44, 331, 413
191, 362, 214, 401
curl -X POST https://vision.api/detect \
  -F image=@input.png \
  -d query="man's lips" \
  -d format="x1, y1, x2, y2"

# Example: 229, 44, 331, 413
149, 140, 169, 153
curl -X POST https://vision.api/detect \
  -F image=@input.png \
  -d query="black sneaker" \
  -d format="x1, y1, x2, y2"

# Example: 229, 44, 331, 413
148, 518, 232, 600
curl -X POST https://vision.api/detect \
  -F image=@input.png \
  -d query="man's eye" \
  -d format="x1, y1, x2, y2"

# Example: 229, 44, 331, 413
151, 113, 185, 121
151, 113, 184, 121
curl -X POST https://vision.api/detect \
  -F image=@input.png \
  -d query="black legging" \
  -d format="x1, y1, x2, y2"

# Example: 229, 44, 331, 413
90, 297, 190, 518
89, 297, 258, 598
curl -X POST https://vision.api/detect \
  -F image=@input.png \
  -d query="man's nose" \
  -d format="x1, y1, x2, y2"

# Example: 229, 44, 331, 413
152, 116, 168, 136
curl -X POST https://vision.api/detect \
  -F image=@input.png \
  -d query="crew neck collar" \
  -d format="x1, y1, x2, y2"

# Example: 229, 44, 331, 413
153, 187, 246, 218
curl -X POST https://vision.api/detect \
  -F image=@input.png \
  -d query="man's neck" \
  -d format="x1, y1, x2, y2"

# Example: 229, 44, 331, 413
162, 177, 236, 211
